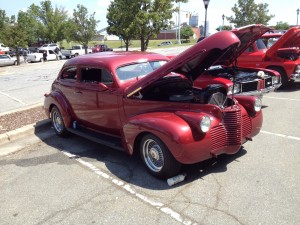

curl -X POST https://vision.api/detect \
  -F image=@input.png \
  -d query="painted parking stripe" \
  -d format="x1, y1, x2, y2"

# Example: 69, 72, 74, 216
264, 96, 300, 102
261, 130, 300, 141
62, 151, 197, 225
0, 91, 27, 105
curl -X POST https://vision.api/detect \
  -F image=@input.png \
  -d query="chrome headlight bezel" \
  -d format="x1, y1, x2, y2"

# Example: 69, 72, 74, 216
254, 98, 262, 112
200, 116, 211, 133
295, 65, 300, 74
227, 83, 241, 95
272, 75, 280, 84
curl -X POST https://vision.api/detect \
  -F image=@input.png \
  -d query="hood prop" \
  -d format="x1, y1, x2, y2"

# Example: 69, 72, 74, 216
231, 47, 239, 108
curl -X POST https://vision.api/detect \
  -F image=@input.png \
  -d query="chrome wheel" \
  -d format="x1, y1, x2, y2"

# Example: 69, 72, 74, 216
51, 106, 68, 136
142, 138, 164, 172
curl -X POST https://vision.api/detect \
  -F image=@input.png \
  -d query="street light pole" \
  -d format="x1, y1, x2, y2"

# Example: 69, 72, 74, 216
297, 8, 299, 25
222, 14, 225, 30
178, 2, 181, 44
203, 0, 210, 37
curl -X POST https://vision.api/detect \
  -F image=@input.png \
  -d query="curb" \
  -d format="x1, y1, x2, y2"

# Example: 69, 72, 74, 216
0, 119, 51, 146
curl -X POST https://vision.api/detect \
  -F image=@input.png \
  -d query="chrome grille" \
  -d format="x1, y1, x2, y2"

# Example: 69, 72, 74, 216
240, 81, 259, 92
242, 115, 252, 137
210, 108, 242, 151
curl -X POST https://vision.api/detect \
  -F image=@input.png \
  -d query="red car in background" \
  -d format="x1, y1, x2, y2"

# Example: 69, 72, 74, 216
92, 44, 113, 53
169, 25, 281, 97
237, 26, 300, 86
44, 31, 264, 179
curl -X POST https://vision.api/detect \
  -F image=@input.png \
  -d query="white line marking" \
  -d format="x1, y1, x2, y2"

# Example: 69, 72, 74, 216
261, 130, 300, 141
264, 96, 300, 102
61, 150, 197, 225
0, 91, 27, 105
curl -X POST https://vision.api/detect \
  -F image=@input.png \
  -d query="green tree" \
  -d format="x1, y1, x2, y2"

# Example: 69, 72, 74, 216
106, 0, 187, 52
28, 0, 68, 43
227, 0, 274, 27
216, 25, 232, 31
180, 25, 193, 42
106, 0, 140, 51
66, 4, 99, 54
0, 9, 9, 42
274, 21, 290, 30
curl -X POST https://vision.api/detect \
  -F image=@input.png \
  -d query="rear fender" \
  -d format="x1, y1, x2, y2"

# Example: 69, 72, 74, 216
44, 91, 73, 128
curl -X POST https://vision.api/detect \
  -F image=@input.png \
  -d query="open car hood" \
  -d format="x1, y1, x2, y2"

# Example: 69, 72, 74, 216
266, 26, 300, 58
217, 24, 272, 66
125, 31, 241, 97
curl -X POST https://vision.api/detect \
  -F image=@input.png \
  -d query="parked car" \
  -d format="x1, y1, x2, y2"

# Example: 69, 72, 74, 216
195, 24, 281, 96
61, 45, 92, 58
27, 49, 59, 62
0, 43, 9, 53
38, 43, 60, 51
0, 54, 17, 66
92, 44, 113, 53
236, 26, 300, 86
168, 25, 281, 97
158, 41, 172, 46
44, 31, 263, 179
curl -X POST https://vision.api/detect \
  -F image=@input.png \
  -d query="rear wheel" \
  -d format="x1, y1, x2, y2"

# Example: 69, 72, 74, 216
51, 106, 69, 137
74, 53, 79, 57
140, 134, 181, 179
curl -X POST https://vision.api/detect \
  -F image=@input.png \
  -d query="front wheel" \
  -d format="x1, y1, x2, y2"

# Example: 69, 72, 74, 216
51, 106, 69, 137
140, 134, 181, 179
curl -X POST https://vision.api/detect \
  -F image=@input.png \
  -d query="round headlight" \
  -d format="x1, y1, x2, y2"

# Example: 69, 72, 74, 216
200, 116, 211, 133
254, 98, 262, 112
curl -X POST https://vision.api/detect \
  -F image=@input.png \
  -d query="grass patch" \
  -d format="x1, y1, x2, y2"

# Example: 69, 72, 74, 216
60, 39, 196, 50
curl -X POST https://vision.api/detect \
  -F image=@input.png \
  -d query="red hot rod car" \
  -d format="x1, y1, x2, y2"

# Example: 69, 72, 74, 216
237, 26, 300, 85
195, 25, 281, 96
45, 31, 264, 179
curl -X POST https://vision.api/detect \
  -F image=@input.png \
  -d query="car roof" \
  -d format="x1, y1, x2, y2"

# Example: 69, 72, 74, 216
63, 51, 169, 71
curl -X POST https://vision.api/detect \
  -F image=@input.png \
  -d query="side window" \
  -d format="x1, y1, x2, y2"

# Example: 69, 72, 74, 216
245, 45, 254, 53
80, 67, 113, 84
81, 68, 101, 83
61, 67, 77, 80
102, 69, 113, 84
49, 50, 55, 55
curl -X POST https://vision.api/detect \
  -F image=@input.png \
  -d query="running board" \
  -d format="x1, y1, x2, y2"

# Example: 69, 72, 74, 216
67, 126, 124, 151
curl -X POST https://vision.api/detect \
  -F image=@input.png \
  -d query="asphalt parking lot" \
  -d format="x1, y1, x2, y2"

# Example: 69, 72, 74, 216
0, 51, 299, 225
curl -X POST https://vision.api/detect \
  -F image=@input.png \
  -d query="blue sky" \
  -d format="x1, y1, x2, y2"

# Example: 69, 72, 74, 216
0, 0, 299, 35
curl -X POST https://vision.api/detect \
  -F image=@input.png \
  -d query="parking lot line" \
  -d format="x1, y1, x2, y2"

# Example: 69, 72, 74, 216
61, 150, 197, 225
0, 90, 27, 105
261, 130, 300, 141
264, 96, 300, 102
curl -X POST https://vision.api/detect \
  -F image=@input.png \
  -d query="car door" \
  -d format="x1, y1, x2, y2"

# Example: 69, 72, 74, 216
75, 66, 121, 135
48, 50, 57, 60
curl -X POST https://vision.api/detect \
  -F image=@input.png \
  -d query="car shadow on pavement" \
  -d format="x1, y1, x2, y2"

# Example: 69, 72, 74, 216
34, 124, 247, 190
275, 81, 300, 93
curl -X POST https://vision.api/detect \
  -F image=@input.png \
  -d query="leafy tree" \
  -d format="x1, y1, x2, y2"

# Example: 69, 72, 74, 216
216, 25, 232, 31
0, 9, 9, 42
106, 0, 140, 51
66, 4, 99, 54
274, 21, 290, 30
180, 25, 193, 41
106, 0, 187, 52
227, 0, 274, 27
27, 1, 68, 43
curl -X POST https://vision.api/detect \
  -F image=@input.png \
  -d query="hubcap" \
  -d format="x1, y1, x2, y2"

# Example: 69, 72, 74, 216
142, 139, 164, 172
52, 110, 63, 133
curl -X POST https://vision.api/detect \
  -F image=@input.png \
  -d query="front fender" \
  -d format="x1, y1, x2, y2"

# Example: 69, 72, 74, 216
122, 111, 218, 159
44, 91, 73, 128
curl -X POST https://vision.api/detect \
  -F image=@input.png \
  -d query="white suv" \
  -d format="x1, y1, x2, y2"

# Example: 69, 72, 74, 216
38, 43, 59, 51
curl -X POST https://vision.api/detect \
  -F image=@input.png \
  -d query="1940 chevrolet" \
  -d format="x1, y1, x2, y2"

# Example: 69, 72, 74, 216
44, 31, 264, 179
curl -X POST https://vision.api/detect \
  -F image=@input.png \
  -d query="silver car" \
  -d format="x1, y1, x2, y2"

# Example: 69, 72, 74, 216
0, 54, 17, 67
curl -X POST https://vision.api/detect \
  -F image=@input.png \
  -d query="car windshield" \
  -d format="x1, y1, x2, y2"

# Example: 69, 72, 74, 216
42, 44, 48, 47
116, 60, 167, 82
